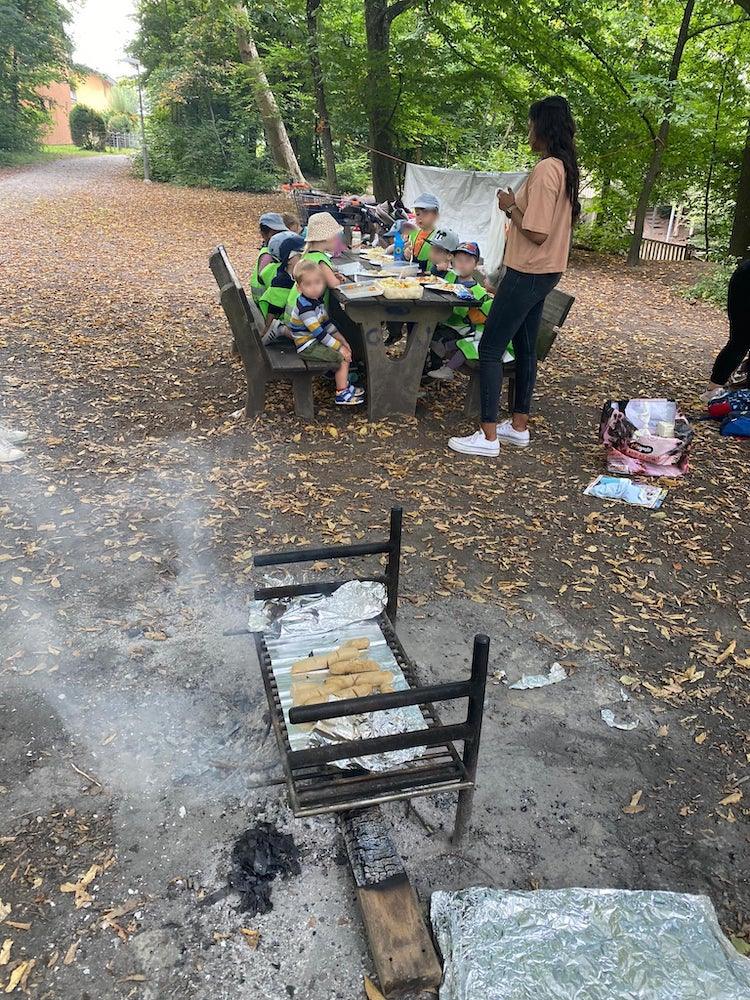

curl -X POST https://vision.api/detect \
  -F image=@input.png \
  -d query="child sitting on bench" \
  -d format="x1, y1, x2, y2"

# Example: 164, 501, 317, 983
251, 212, 288, 301
289, 261, 364, 406
260, 235, 305, 345
426, 228, 460, 276
429, 241, 510, 381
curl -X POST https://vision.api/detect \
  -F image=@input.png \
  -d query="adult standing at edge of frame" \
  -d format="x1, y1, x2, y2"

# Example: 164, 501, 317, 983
448, 95, 580, 457
700, 257, 750, 403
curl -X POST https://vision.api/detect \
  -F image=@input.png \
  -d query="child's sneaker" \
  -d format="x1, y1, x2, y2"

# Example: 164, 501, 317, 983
335, 385, 364, 406
699, 385, 726, 404
428, 365, 454, 381
0, 423, 28, 444
0, 437, 24, 462
497, 419, 530, 447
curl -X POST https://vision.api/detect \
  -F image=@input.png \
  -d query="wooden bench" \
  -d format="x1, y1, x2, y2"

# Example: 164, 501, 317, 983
209, 245, 333, 420
463, 287, 575, 416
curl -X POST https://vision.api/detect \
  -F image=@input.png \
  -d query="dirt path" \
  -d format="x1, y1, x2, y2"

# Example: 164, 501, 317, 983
1, 156, 748, 998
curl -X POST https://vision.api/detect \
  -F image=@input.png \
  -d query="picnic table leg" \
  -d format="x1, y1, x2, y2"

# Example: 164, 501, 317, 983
344, 303, 451, 420
244, 367, 267, 417
292, 376, 315, 421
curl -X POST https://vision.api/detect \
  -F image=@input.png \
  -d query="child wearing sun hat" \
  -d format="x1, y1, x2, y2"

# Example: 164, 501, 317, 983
297, 211, 345, 290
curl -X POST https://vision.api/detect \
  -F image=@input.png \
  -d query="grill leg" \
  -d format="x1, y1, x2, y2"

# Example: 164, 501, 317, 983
385, 505, 403, 620
453, 633, 490, 845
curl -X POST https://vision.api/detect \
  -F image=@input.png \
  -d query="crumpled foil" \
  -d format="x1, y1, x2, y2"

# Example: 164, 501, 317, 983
509, 662, 567, 690
431, 887, 750, 1000
310, 702, 427, 772
248, 581, 386, 637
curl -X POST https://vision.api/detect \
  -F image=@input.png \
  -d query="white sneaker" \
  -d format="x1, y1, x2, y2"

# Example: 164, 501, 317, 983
497, 419, 530, 448
699, 386, 725, 404
428, 365, 454, 381
0, 423, 28, 444
448, 430, 499, 457
0, 437, 24, 462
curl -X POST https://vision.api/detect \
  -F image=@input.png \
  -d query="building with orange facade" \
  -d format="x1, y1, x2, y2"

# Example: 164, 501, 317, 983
38, 70, 113, 145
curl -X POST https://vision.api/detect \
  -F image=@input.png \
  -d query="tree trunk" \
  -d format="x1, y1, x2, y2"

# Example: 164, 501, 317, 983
626, 0, 696, 266
306, 0, 338, 193
596, 175, 611, 226
234, 5, 306, 183
364, 0, 397, 201
703, 35, 734, 252
730, 123, 750, 258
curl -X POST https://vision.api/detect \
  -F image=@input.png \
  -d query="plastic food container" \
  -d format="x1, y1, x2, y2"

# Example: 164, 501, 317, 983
381, 280, 424, 300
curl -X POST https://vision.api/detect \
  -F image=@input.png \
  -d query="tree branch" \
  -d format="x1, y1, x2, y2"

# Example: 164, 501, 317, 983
687, 16, 750, 40
553, 8, 657, 141
386, 0, 422, 25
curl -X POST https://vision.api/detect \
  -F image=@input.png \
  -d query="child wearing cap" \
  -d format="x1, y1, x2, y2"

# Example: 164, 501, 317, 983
429, 241, 510, 381
384, 218, 418, 255
251, 212, 288, 301
289, 261, 364, 406
259, 235, 305, 344
406, 193, 440, 271
426, 228, 460, 276
258, 229, 296, 292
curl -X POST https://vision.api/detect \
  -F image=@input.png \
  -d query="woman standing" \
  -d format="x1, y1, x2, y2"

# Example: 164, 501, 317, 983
700, 258, 750, 402
449, 96, 580, 457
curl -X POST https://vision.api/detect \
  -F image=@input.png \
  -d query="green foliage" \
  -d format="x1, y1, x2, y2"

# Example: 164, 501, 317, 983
684, 259, 736, 308
69, 105, 107, 150
574, 222, 630, 256
335, 153, 371, 193
109, 82, 139, 116
132, 0, 283, 190
0, 0, 72, 151
131, 0, 750, 243
107, 112, 137, 134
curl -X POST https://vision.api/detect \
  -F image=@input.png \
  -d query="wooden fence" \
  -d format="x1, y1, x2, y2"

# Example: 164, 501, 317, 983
639, 237, 695, 262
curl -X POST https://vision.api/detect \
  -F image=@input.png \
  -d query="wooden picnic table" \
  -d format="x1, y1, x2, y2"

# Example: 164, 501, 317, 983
330, 250, 462, 421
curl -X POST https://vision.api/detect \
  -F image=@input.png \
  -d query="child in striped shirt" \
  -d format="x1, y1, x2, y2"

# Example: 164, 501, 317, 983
288, 261, 364, 406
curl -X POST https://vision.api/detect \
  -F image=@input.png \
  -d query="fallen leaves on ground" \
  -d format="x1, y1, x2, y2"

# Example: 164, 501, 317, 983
1, 156, 748, 983
623, 790, 646, 815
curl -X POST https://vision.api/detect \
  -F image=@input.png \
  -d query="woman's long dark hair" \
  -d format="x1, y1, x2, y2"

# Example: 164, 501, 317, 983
529, 96, 581, 222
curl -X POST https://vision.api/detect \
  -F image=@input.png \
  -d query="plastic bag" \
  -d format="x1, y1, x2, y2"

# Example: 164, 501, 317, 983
599, 399, 693, 477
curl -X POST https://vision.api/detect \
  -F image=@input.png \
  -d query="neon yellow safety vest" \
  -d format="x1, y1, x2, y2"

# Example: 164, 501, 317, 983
259, 261, 280, 289
409, 228, 433, 265
250, 246, 271, 301
259, 277, 294, 319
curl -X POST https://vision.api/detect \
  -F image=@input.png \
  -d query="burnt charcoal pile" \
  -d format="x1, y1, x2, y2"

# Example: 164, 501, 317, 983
228, 822, 301, 915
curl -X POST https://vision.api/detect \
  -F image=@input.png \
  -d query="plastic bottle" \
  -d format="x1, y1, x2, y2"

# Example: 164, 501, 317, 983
393, 230, 405, 261
352, 226, 362, 249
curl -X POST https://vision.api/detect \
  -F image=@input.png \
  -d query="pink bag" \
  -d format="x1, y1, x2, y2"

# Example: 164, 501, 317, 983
599, 399, 693, 477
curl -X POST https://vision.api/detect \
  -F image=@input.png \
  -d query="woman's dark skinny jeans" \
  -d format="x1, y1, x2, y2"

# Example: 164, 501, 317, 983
479, 266, 560, 423
711, 258, 750, 385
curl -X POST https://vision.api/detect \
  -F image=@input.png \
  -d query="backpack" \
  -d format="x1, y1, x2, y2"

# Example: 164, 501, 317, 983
720, 413, 750, 437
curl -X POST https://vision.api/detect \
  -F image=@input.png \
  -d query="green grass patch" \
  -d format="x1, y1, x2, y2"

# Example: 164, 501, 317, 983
0, 145, 136, 169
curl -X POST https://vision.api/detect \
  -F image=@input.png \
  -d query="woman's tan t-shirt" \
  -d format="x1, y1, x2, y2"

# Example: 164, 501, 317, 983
504, 157, 572, 274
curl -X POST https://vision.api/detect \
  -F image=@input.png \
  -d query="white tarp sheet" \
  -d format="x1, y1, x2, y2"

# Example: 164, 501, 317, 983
403, 162, 527, 275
